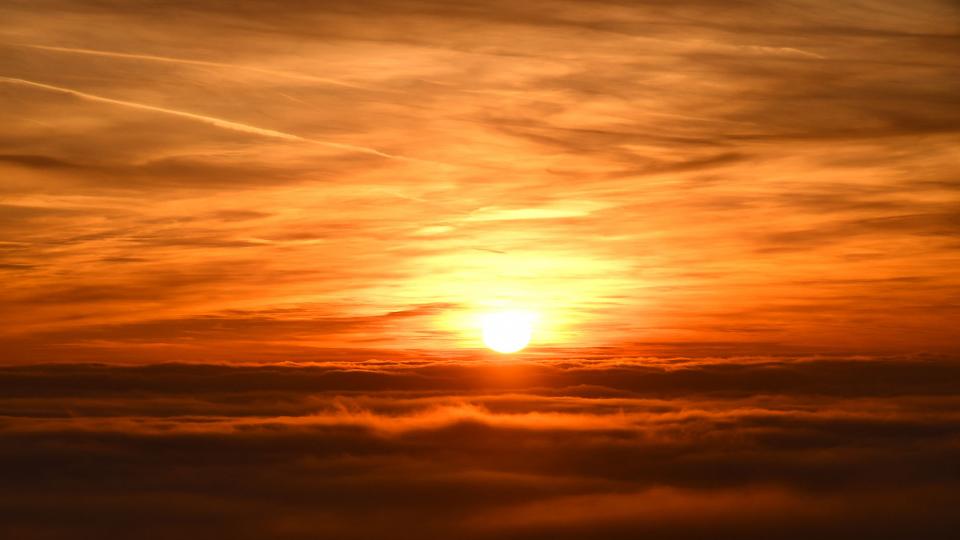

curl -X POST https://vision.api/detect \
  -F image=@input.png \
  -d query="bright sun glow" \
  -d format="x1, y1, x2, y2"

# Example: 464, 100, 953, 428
481, 310, 536, 353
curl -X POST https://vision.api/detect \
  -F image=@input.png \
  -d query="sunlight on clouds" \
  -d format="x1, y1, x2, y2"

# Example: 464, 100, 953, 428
416, 248, 635, 349
0, 0, 958, 361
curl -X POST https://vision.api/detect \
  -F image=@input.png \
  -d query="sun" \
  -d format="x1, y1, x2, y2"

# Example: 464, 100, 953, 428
480, 310, 536, 353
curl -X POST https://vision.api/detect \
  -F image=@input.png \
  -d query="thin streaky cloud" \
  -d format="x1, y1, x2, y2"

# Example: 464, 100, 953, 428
0, 76, 421, 162
21, 44, 379, 91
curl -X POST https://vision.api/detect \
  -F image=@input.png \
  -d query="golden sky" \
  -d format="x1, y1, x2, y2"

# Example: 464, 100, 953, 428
2, 0, 959, 362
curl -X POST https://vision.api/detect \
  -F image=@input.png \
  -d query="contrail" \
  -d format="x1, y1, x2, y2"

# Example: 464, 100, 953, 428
0, 76, 417, 162
22, 44, 377, 91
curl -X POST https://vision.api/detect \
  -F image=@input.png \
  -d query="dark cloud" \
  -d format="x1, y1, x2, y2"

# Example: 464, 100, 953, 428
4, 355, 960, 398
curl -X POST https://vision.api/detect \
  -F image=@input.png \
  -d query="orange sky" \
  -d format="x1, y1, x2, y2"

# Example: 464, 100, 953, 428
1, 0, 959, 363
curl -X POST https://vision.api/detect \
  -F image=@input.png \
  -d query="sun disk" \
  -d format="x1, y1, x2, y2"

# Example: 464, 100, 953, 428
480, 310, 536, 353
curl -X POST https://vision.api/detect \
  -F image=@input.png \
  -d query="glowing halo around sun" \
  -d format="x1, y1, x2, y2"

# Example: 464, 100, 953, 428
480, 310, 536, 353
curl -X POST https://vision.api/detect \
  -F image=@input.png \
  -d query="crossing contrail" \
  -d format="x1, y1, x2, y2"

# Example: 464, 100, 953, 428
0, 76, 421, 162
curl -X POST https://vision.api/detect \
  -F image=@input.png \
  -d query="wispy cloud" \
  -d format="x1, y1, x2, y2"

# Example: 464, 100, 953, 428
1, 0, 958, 357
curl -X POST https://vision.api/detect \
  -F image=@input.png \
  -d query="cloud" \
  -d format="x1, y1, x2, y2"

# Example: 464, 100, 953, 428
1, 357, 960, 538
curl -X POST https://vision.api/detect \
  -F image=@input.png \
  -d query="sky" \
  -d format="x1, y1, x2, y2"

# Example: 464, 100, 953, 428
1, 0, 959, 538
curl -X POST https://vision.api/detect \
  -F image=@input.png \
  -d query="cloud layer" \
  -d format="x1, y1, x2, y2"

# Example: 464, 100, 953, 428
2, 357, 960, 538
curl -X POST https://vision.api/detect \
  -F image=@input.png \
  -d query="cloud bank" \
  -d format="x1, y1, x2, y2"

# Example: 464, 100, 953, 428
2, 357, 959, 539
